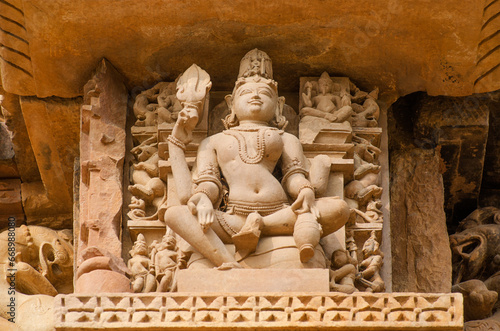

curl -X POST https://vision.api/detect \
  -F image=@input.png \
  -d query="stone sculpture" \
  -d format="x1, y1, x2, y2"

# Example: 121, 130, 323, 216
0, 225, 73, 330
450, 207, 500, 328
298, 72, 380, 144
350, 88, 380, 127
0, 225, 73, 298
128, 233, 156, 293
128, 233, 179, 293
300, 72, 353, 124
133, 81, 182, 127
160, 49, 350, 269
329, 248, 358, 294
352, 134, 381, 180
128, 135, 166, 220
152, 233, 178, 292
356, 230, 385, 292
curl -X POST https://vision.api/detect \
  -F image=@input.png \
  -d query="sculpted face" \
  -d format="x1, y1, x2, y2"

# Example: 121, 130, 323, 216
318, 79, 333, 95
39, 237, 74, 292
232, 82, 277, 123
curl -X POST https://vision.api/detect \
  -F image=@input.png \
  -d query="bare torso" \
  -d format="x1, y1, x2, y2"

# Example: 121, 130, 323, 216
209, 126, 288, 204
313, 94, 340, 113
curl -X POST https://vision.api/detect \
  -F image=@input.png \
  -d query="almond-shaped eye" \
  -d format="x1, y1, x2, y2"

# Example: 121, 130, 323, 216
239, 89, 252, 95
259, 89, 273, 97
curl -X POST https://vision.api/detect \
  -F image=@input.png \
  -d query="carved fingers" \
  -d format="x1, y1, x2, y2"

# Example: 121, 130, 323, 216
187, 193, 215, 232
291, 188, 320, 219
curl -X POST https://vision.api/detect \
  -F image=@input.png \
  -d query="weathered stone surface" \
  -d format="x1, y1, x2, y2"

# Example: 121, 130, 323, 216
412, 94, 490, 228
0, 0, 488, 99
0, 179, 23, 228
76, 59, 130, 293
0, 90, 40, 183
177, 269, 330, 293
465, 311, 500, 331
390, 148, 452, 293
389, 91, 494, 230
480, 92, 500, 208
0, 123, 18, 178
75, 270, 131, 294
19, 96, 81, 227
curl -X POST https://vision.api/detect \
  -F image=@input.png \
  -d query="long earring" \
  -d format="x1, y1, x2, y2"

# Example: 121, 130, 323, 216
222, 110, 238, 130
274, 96, 288, 130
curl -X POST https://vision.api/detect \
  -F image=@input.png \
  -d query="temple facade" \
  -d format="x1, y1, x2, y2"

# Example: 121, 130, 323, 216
0, 1, 499, 330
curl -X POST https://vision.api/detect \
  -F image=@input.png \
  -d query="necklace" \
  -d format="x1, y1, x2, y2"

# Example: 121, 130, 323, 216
224, 127, 276, 164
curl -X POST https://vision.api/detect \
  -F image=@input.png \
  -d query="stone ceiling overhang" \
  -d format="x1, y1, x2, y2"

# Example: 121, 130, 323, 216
0, 0, 494, 99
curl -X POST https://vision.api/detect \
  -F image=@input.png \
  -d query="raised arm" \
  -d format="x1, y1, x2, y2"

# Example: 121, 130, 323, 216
301, 81, 314, 107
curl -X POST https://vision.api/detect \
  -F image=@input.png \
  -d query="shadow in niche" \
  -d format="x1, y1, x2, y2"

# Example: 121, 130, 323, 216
479, 90, 500, 208
388, 91, 496, 235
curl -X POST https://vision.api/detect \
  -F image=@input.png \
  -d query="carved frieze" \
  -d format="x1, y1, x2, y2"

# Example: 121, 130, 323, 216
54, 292, 463, 330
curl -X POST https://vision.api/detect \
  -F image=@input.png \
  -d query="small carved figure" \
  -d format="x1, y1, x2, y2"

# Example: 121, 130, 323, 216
350, 88, 380, 127
128, 135, 166, 220
128, 234, 156, 293
352, 134, 381, 180
300, 72, 353, 123
151, 234, 178, 292
128, 196, 146, 218
133, 82, 182, 127
157, 84, 183, 124
345, 173, 383, 209
354, 199, 384, 223
356, 231, 385, 292
329, 248, 358, 294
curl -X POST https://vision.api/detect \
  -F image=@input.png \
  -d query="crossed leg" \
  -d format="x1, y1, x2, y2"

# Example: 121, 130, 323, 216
162, 197, 350, 268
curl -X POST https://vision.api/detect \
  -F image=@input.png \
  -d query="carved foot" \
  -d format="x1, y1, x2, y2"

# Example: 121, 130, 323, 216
232, 212, 262, 252
299, 244, 315, 263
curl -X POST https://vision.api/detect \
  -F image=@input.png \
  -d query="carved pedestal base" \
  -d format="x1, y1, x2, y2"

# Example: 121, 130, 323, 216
177, 269, 329, 292
54, 292, 463, 330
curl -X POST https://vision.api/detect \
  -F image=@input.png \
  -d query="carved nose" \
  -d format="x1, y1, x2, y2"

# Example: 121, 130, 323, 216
251, 92, 261, 99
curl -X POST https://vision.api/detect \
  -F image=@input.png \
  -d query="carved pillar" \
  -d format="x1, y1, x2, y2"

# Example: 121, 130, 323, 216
390, 148, 452, 293
75, 59, 131, 293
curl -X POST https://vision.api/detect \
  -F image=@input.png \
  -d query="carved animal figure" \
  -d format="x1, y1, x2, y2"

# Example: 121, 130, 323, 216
450, 224, 500, 284
0, 225, 73, 328
450, 207, 500, 324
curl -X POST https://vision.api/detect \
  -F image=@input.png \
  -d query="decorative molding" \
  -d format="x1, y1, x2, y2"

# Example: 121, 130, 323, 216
55, 292, 463, 330
474, 0, 500, 92
0, 0, 36, 94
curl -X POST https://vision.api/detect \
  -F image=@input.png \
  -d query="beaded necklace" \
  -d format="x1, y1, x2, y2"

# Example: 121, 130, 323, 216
223, 126, 278, 164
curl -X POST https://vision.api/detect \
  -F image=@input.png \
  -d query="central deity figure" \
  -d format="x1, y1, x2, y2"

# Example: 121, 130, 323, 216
160, 49, 350, 269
